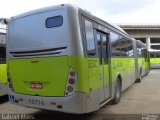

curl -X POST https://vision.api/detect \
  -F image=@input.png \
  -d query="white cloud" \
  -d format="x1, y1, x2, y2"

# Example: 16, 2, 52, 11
107, 0, 160, 24
0, 0, 160, 24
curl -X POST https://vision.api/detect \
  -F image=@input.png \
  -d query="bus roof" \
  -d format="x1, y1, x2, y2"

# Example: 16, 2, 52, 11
9, 4, 79, 21
9, 4, 127, 36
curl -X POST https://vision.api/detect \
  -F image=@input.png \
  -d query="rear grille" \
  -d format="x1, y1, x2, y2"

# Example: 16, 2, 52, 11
10, 46, 67, 57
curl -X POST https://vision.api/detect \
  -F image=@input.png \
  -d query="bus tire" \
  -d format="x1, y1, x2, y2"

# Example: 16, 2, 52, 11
135, 69, 142, 83
111, 78, 121, 104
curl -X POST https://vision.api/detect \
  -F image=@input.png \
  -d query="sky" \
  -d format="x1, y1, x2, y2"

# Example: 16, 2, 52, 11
0, 0, 160, 24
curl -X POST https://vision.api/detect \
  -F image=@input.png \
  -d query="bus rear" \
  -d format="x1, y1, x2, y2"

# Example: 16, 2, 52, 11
7, 5, 87, 113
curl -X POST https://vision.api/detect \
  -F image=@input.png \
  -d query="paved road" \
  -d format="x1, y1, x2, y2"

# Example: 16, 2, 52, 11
0, 69, 160, 120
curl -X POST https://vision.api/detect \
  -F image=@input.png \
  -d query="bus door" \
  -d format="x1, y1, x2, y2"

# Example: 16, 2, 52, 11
96, 31, 111, 102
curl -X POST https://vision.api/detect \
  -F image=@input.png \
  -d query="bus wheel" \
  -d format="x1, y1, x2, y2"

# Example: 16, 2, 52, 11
111, 78, 121, 104
136, 69, 142, 83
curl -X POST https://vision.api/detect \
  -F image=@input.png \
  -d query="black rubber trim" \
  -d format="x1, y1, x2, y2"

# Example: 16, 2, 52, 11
10, 46, 67, 54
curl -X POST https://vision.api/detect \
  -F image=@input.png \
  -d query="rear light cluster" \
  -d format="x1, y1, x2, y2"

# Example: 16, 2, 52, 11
65, 68, 77, 96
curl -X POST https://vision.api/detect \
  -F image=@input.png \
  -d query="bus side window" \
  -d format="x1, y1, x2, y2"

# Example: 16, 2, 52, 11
84, 20, 96, 56
156, 53, 160, 58
120, 38, 128, 57
137, 45, 142, 58
96, 33, 102, 60
150, 53, 154, 58
110, 32, 121, 57
127, 41, 134, 57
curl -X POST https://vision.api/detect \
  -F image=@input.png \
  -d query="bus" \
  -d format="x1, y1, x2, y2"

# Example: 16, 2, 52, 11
149, 49, 160, 68
0, 21, 8, 96
7, 4, 149, 113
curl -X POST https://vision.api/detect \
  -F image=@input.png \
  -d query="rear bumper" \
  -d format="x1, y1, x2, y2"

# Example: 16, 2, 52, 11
0, 83, 8, 96
9, 92, 87, 114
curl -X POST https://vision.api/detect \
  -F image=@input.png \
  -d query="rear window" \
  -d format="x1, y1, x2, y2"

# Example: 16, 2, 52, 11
46, 16, 63, 28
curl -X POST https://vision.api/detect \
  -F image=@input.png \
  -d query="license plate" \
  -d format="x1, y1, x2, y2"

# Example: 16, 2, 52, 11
30, 82, 42, 89
29, 99, 45, 106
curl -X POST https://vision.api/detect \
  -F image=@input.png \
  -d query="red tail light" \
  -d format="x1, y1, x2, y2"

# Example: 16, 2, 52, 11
68, 78, 75, 85
70, 71, 75, 77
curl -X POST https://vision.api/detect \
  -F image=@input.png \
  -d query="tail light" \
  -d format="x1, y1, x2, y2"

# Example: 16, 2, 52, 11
65, 68, 77, 96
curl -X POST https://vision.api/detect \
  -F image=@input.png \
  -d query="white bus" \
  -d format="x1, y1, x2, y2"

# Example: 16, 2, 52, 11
7, 4, 149, 113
